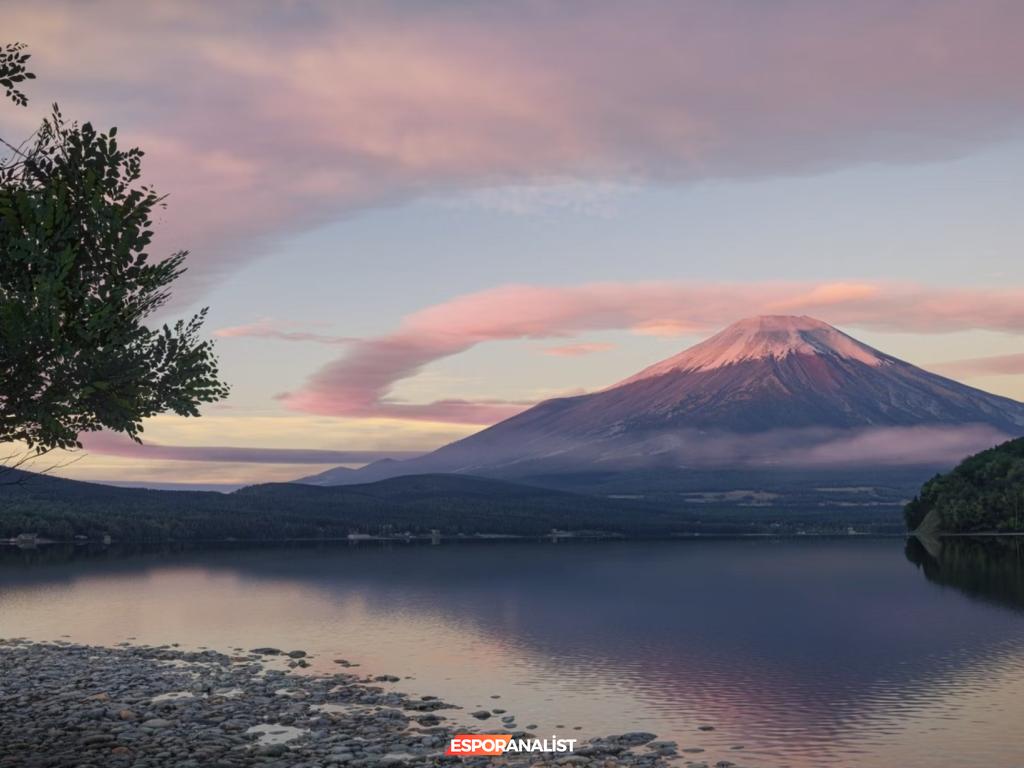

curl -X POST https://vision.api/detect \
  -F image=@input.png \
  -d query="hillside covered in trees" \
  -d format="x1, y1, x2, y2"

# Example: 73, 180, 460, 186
0, 471, 695, 541
905, 437, 1024, 533
0, 470, 905, 542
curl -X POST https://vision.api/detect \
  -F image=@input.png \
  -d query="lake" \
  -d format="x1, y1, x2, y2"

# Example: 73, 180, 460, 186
2, 536, 1024, 767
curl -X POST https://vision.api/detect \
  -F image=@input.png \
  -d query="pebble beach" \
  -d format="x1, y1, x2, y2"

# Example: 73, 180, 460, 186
0, 640, 706, 768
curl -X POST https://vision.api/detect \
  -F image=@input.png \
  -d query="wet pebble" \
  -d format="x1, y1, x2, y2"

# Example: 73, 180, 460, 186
0, 638, 685, 768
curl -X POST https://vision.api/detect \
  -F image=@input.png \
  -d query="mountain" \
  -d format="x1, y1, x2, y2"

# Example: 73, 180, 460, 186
300, 460, 393, 487
303, 316, 1024, 487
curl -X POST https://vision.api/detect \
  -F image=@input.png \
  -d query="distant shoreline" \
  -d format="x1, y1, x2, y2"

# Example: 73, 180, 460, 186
1, 530, 910, 549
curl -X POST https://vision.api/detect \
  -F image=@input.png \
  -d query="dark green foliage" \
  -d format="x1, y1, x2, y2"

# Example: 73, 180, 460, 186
904, 437, 1024, 532
0, 472, 676, 541
1, 44, 228, 452
0, 471, 903, 542
0, 42, 34, 107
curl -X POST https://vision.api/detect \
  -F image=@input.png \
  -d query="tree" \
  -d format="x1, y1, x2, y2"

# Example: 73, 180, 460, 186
1, 43, 229, 462
0, 42, 34, 107
904, 437, 1024, 533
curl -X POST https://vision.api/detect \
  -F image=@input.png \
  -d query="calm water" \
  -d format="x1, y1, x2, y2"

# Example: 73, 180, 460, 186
3, 537, 1024, 767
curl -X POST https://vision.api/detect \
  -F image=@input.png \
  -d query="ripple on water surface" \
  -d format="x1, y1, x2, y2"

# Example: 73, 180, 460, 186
3, 537, 1024, 767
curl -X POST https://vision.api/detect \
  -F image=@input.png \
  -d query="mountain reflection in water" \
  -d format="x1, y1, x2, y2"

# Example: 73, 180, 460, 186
3, 537, 1024, 767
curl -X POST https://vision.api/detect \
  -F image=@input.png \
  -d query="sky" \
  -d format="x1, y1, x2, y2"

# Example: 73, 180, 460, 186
3, 0, 1024, 487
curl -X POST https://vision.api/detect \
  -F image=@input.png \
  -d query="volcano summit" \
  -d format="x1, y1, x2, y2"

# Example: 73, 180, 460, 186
303, 316, 1024, 486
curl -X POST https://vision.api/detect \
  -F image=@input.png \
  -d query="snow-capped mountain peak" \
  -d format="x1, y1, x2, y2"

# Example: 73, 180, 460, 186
300, 315, 1024, 485
618, 315, 884, 385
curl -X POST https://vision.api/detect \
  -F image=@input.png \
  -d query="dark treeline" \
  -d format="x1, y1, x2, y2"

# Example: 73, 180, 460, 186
0, 472, 686, 541
905, 437, 1024, 532
0, 471, 902, 542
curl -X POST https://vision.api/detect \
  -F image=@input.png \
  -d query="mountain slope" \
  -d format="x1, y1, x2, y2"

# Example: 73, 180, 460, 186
449, 315, 1024, 440
303, 316, 1024, 485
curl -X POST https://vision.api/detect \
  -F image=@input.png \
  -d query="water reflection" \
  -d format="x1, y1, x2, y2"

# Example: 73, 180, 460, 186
3, 538, 1024, 767
906, 534, 1024, 612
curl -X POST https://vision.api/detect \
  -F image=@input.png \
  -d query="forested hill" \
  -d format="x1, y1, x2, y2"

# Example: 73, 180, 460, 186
0, 471, 694, 541
905, 437, 1024, 533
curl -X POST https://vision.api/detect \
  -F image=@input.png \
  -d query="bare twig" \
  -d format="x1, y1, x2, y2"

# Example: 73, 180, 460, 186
0, 447, 84, 485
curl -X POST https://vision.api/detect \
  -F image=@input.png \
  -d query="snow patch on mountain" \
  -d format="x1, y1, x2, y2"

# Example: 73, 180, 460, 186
619, 315, 884, 384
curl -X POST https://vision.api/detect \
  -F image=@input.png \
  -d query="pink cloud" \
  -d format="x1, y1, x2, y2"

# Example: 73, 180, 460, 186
275, 326, 532, 424
5, 2, 1024, 294
632, 320, 704, 338
930, 352, 1024, 378
273, 280, 1024, 424
79, 432, 420, 464
215, 320, 356, 345
543, 343, 616, 357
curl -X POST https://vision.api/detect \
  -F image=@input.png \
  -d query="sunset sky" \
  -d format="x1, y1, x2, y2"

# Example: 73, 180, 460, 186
4, 1, 1024, 487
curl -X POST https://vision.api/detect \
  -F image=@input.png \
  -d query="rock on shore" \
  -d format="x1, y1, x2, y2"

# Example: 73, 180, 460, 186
0, 639, 687, 767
